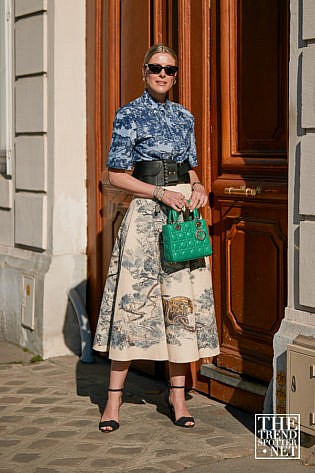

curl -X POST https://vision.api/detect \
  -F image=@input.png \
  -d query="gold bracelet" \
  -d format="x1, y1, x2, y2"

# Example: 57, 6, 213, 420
153, 186, 161, 199
160, 188, 166, 201
192, 181, 202, 191
156, 188, 162, 201
157, 187, 166, 201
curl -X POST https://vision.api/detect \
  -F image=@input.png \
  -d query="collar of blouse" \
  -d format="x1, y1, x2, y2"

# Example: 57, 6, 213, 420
142, 89, 171, 112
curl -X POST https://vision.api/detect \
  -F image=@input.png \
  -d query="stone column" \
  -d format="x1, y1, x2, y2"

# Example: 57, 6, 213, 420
273, 0, 315, 413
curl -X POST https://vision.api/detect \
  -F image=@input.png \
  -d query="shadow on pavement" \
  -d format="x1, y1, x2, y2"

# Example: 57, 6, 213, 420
224, 404, 255, 434
75, 354, 174, 421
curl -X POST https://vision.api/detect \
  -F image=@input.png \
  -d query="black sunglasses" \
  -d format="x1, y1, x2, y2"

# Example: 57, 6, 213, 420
145, 63, 178, 76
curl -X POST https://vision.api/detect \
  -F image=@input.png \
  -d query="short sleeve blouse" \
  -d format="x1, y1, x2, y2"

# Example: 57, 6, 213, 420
107, 89, 198, 170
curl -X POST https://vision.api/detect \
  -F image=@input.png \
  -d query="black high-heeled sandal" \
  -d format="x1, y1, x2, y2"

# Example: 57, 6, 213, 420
168, 385, 195, 428
99, 387, 123, 433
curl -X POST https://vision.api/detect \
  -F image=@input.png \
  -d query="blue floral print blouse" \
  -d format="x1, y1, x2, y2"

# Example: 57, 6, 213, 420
107, 89, 198, 170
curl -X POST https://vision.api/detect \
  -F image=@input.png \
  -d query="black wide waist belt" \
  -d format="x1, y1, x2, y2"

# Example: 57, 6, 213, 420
132, 159, 191, 186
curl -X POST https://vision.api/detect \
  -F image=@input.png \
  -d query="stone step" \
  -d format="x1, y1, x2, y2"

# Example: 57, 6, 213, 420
200, 363, 268, 397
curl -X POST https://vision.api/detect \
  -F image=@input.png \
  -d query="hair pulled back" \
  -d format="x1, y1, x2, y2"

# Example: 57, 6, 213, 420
143, 44, 178, 66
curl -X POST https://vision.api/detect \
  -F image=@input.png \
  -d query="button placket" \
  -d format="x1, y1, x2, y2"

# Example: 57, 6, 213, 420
163, 108, 180, 157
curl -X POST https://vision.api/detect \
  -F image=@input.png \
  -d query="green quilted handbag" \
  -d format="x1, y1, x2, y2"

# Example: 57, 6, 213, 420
162, 207, 212, 263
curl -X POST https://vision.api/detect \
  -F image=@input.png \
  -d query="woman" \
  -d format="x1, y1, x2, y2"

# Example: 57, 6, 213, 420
93, 44, 220, 432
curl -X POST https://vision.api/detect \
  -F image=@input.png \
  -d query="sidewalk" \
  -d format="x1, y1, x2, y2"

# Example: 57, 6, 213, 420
0, 341, 313, 473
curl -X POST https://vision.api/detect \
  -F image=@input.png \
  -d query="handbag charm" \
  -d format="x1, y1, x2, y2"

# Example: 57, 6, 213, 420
162, 207, 212, 263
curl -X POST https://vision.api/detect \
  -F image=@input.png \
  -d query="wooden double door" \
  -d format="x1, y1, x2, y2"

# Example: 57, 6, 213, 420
87, 0, 288, 411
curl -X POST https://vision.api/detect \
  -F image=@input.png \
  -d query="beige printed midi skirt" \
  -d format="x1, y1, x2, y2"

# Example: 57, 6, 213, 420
93, 183, 220, 363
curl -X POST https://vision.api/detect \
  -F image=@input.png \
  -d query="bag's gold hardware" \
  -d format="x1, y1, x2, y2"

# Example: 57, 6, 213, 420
311, 413, 315, 425
224, 185, 261, 196
196, 230, 206, 241
310, 365, 315, 378
291, 375, 296, 392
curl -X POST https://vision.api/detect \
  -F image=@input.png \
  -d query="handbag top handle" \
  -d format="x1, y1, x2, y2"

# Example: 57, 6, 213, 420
167, 206, 200, 224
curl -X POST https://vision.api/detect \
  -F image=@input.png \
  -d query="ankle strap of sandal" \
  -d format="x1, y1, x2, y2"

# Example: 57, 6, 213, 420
108, 387, 124, 392
169, 385, 186, 389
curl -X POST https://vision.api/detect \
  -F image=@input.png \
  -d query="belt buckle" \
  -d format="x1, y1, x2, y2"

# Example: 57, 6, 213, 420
165, 160, 178, 185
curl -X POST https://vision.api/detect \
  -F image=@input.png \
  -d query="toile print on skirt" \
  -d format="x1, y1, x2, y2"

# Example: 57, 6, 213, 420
93, 183, 220, 363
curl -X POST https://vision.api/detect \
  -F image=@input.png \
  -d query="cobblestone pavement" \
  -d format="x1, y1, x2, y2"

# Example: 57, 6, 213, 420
0, 342, 312, 473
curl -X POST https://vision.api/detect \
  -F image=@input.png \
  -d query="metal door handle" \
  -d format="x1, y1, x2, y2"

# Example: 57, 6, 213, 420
224, 185, 261, 196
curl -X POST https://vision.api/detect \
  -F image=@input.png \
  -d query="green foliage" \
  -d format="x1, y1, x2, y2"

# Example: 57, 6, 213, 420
30, 354, 43, 363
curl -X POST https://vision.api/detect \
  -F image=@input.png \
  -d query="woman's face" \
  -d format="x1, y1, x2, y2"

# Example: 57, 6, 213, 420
143, 52, 177, 102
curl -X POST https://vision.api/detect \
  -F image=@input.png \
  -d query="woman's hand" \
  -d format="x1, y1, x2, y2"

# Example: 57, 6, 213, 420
161, 189, 188, 212
188, 183, 208, 210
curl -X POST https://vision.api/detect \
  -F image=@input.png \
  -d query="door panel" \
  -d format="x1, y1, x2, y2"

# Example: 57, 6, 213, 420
237, 0, 287, 153
220, 0, 288, 173
211, 0, 288, 393
121, 0, 151, 105
216, 198, 287, 381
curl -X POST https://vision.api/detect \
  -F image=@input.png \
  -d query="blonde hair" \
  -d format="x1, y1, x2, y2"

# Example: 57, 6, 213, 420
143, 44, 178, 66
